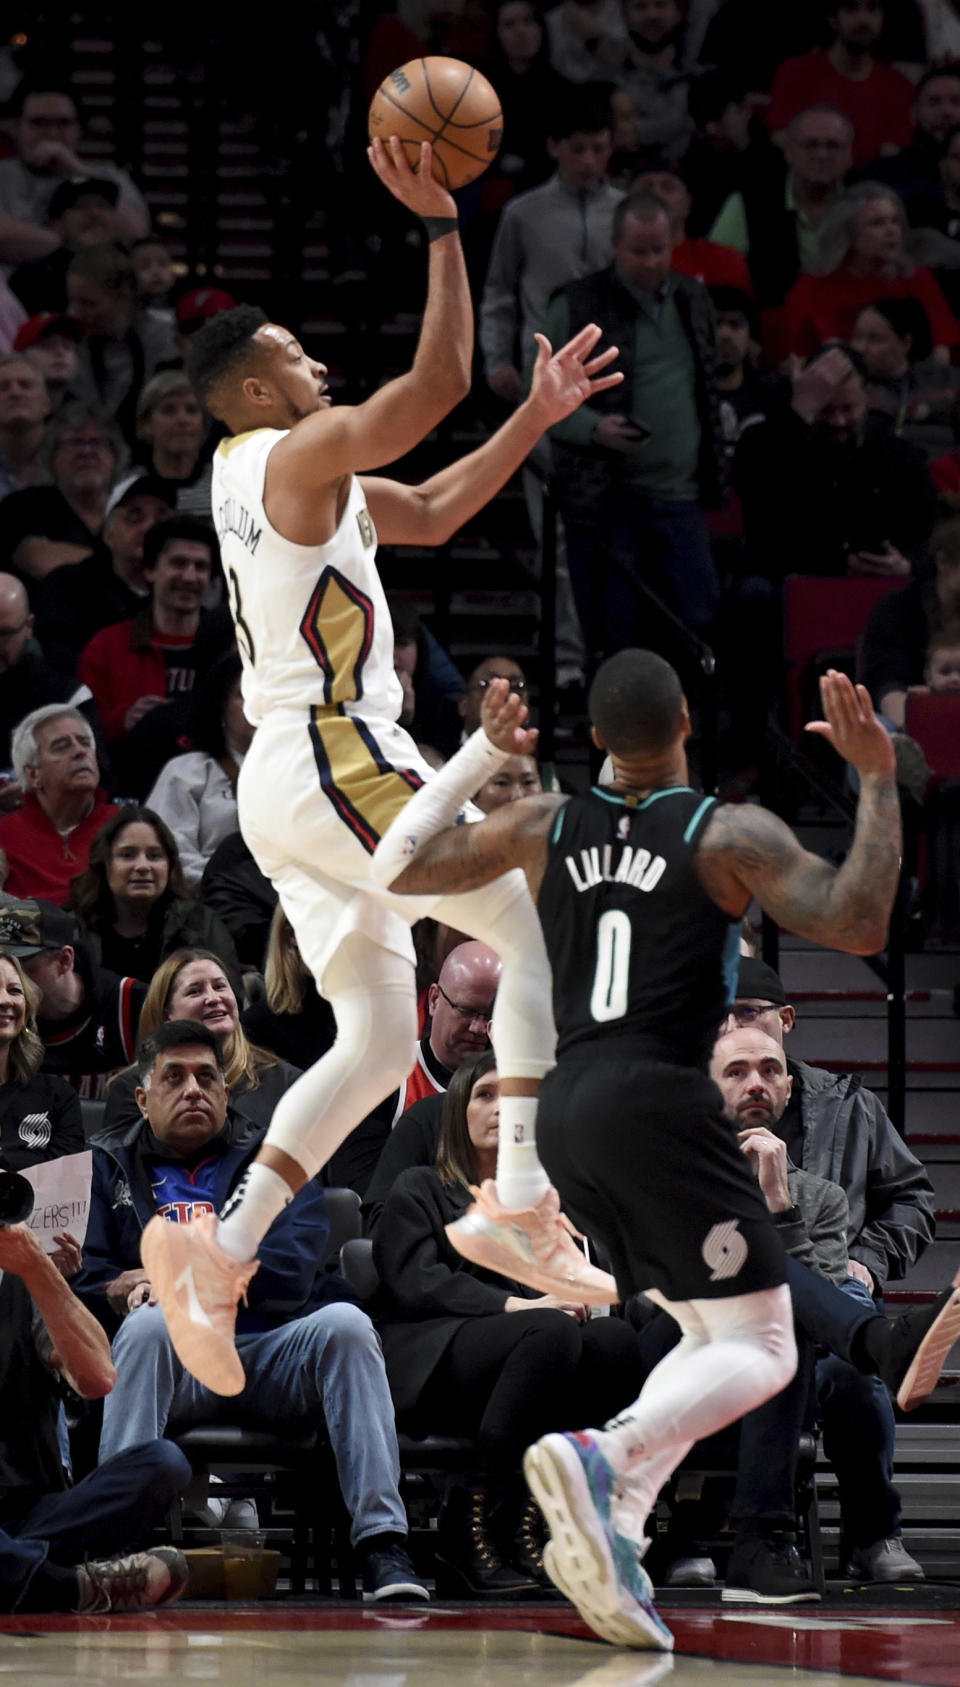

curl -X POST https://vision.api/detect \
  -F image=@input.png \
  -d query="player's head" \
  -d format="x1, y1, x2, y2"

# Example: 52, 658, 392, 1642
588, 649, 689, 761
187, 304, 328, 431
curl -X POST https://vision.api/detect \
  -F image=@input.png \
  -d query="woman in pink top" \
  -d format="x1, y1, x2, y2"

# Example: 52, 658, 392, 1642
782, 183, 959, 361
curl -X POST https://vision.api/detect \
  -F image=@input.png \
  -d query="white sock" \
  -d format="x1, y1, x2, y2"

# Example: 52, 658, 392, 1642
217, 1163, 294, 1261
494, 1096, 550, 1209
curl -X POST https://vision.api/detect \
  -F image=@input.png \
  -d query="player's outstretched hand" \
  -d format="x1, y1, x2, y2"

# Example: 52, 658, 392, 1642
804, 669, 896, 779
481, 676, 539, 756
527, 324, 623, 427
367, 136, 458, 220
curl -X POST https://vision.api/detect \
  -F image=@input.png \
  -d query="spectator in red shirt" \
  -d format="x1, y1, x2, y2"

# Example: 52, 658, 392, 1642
77, 515, 233, 796
765, 0, 915, 169
629, 157, 754, 293
783, 182, 959, 359
0, 704, 119, 904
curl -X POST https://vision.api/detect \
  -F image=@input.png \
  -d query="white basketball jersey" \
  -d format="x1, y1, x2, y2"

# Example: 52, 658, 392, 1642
211, 428, 403, 727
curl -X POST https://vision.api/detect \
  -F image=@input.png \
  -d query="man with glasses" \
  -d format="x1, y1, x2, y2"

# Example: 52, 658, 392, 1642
0, 80, 148, 269
0, 403, 120, 585
710, 105, 854, 315
725, 954, 934, 1584
327, 940, 500, 1198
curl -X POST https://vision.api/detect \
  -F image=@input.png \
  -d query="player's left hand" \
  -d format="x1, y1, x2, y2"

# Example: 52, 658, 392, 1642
527, 324, 623, 426
480, 676, 538, 755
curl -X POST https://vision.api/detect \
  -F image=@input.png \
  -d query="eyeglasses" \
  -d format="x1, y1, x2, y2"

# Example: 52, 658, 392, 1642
436, 982, 494, 1025
728, 1002, 779, 1024
472, 676, 527, 694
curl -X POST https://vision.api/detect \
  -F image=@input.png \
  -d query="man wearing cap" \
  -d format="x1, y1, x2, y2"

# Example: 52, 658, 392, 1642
14, 314, 82, 409
0, 705, 119, 906
723, 954, 935, 1584
8, 178, 123, 317
0, 893, 146, 1098
33, 471, 175, 674
0, 353, 49, 498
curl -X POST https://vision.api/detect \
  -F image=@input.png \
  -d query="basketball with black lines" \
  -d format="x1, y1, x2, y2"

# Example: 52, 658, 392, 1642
368, 57, 502, 190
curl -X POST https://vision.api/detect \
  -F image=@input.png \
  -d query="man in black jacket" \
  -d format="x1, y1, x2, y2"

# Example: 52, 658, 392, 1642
725, 957, 934, 1583
541, 193, 725, 665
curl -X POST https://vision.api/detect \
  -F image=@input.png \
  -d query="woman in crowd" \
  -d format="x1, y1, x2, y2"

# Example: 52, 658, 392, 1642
0, 949, 84, 1275
146, 654, 254, 887
241, 905, 336, 1073
372, 1051, 644, 1597
102, 946, 301, 1136
782, 183, 959, 361
134, 370, 213, 518
67, 807, 242, 990
852, 296, 960, 459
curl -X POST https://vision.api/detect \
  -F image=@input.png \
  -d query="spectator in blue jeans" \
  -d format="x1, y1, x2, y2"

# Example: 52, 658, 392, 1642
76, 1019, 429, 1605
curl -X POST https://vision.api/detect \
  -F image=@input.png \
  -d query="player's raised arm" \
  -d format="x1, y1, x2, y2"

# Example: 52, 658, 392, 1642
362, 325, 623, 547
696, 672, 901, 955
271, 138, 472, 486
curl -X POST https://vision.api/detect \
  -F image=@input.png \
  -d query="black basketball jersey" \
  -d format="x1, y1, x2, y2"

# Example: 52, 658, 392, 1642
537, 784, 740, 1068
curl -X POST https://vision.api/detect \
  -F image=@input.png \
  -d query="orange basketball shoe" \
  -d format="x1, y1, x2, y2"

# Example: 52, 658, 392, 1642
446, 1180, 619, 1305
140, 1211, 259, 1397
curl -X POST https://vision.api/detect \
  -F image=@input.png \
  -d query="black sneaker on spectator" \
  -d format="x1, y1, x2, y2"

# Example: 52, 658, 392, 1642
361, 1543, 430, 1603
721, 1533, 820, 1604
662, 1554, 717, 1587
844, 1536, 924, 1583
75, 1546, 188, 1613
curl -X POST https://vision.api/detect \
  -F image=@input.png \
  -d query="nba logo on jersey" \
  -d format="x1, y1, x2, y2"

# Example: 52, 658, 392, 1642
617, 815, 630, 841
356, 507, 375, 548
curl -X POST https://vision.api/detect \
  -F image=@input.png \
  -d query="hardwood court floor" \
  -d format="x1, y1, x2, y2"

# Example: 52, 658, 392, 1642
5, 1599, 960, 1687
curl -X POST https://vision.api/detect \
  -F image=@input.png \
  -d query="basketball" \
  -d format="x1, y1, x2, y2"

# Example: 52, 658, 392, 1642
368, 57, 502, 191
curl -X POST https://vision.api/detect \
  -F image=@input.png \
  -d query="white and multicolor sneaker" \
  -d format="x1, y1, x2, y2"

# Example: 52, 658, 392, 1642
524, 1430, 674, 1651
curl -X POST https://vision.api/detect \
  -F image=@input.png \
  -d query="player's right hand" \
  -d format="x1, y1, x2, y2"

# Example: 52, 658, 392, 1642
480, 676, 538, 756
804, 669, 897, 779
367, 136, 458, 221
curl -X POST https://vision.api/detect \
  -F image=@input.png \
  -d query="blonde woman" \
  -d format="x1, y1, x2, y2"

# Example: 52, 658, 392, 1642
102, 948, 301, 1138
0, 947, 83, 1170
241, 906, 336, 1072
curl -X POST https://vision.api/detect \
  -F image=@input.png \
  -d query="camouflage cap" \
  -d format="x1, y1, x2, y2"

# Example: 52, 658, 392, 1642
0, 895, 77, 958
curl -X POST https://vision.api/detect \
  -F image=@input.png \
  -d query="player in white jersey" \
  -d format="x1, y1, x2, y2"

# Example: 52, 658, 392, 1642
140, 135, 625, 1397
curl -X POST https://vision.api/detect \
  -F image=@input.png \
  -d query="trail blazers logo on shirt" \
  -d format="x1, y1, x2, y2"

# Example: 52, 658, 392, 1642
113, 1175, 134, 1210
18, 1113, 51, 1150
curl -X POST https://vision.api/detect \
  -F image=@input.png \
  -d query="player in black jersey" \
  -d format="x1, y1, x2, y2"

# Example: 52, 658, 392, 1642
370, 648, 903, 1649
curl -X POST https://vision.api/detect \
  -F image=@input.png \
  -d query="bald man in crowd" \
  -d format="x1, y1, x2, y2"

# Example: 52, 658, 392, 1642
326, 940, 502, 1198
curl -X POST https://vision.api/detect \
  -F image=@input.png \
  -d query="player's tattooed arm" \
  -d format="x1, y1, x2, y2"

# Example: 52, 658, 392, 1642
386, 795, 566, 896
696, 779, 901, 955
697, 668, 901, 954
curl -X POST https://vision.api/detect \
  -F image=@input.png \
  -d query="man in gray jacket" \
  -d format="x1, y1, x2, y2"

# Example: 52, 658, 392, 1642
725, 957, 935, 1585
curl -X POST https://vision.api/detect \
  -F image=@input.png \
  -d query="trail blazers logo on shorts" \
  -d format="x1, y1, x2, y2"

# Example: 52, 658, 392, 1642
702, 1219, 748, 1281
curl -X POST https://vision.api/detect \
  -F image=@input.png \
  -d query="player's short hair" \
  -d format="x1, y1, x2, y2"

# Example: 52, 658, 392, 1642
588, 649, 685, 756
186, 303, 268, 410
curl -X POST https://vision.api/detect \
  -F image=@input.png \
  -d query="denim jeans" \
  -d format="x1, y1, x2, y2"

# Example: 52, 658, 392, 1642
1, 1440, 190, 1611
816, 1276, 900, 1551
99, 1302, 407, 1547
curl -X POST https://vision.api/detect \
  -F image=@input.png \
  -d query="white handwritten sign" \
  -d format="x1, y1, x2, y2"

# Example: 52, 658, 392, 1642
21, 1151, 93, 1253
